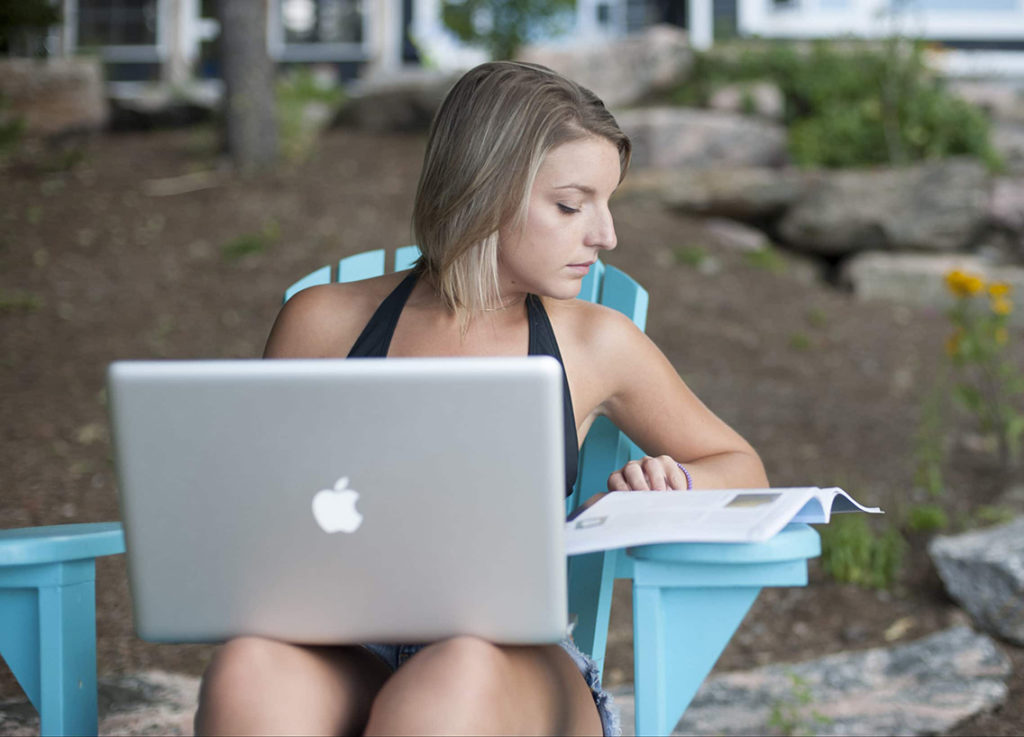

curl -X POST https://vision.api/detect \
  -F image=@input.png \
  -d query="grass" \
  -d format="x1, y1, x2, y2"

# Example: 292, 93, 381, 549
743, 246, 787, 273
0, 289, 44, 313
672, 244, 709, 268
220, 221, 279, 262
819, 515, 906, 589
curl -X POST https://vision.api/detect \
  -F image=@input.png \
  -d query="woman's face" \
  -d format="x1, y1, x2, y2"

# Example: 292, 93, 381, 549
498, 135, 621, 301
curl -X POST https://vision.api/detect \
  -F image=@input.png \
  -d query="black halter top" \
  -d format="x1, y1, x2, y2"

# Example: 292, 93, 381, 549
346, 271, 579, 497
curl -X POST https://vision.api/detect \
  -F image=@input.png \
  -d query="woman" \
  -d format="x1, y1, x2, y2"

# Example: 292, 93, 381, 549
195, 61, 767, 736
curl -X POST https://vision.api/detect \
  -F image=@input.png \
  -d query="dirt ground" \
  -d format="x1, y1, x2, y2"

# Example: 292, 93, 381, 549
2, 126, 1023, 734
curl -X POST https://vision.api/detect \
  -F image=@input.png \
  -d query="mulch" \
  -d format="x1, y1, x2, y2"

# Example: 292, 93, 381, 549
1, 126, 1022, 734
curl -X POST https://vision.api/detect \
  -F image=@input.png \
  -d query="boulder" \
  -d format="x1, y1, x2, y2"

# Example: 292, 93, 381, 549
840, 252, 1024, 325
335, 69, 459, 132
929, 517, 1024, 645
708, 81, 784, 120
0, 58, 108, 137
992, 122, 1024, 175
703, 218, 772, 252
614, 626, 1010, 736
615, 108, 788, 170
621, 166, 813, 220
948, 80, 1024, 124
518, 25, 692, 110
778, 159, 991, 256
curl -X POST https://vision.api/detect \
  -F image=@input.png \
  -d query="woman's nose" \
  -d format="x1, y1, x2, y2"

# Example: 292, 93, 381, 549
586, 211, 617, 251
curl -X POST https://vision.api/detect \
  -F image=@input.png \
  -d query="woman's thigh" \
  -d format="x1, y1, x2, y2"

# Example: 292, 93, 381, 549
364, 636, 604, 736
195, 636, 392, 736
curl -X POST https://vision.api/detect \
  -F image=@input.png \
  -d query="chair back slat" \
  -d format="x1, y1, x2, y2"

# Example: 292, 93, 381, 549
338, 249, 387, 283
394, 245, 421, 272
283, 265, 332, 303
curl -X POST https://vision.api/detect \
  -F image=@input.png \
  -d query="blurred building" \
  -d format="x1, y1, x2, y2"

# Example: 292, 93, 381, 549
28, 0, 1024, 100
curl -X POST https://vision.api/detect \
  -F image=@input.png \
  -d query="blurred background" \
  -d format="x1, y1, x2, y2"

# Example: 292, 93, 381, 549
3, 1, 1024, 734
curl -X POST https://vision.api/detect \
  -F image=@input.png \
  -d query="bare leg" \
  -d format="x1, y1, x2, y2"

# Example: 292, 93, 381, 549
194, 636, 392, 736
364, 636, 603, 736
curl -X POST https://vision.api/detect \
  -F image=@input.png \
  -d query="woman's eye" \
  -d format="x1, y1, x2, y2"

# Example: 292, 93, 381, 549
557, 203, 580, 214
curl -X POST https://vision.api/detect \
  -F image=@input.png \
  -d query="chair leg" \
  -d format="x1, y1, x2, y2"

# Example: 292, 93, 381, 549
38, 575, 99, 737
633, 585, 762, 737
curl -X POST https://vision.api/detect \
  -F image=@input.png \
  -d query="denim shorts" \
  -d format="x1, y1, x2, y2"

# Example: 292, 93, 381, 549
363, 637, 621, 736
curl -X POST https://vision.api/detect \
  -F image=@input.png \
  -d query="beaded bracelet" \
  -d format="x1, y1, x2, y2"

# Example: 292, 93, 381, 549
677, 463, 693, 490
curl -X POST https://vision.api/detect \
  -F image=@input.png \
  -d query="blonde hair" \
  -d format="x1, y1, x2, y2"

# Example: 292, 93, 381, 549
412, 61, 631, 320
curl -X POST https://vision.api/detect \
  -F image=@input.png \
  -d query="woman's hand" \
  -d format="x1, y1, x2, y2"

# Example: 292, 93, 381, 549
607, 456, 691, 491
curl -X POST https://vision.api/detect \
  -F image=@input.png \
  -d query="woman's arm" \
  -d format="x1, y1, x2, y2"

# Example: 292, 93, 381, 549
586, 307, 768, 491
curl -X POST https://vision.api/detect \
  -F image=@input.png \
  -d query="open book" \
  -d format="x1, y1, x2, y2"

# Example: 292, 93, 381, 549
565, 487, 882, 556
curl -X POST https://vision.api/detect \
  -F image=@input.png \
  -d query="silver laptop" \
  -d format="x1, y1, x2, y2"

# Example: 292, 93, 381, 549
108, 357, 567, 645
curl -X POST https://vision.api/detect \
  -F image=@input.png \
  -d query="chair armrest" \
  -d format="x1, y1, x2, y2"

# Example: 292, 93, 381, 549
0, 523, 125, 566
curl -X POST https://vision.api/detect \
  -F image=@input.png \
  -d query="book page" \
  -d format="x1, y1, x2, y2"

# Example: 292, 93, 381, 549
565, 487, 882, 555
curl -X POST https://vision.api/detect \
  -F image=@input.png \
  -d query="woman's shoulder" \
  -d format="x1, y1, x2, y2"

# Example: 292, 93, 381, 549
543, 296, 645, 351
264, 271, 407, 358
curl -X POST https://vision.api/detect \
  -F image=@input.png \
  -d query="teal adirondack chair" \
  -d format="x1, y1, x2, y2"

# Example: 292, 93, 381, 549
285, 246, 822, 736
0, 246, 819, 737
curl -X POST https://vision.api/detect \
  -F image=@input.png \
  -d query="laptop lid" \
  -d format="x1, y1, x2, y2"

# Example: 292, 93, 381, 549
108, 357, 567, 645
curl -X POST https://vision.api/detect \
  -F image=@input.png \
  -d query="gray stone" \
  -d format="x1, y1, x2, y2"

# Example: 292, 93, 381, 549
709, 81, 785, 120
0, 58, 108, 137
613, 626, 1010, 736
993, 122, 1024, 175
518, 25, 692, 110
779, 159, 991, 256
949, 80, 1024, 124
622, 167, 813, 221
929, 517, 1024, 645
703, 218, 772, 252
0, 670, 199, 736
336, 69, 459, 132
839, 252, 1024, 325
616, 108, 788, 171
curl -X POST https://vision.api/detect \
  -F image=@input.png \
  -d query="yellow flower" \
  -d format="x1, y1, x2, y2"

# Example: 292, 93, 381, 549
992, 297, 1013, 316
988, 282, 1012, 299
996, 327, 1009, 345
945, 269, 985, 298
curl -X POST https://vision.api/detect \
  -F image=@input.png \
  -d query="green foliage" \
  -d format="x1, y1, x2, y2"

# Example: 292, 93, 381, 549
820, 515, 905, 589
914, 381, 950, 498
221, 221, 279, 262
276, 68, 346, 163
805, 307, 828, 329
441, 0, 574, 60
969, 505, 1016, 529
0, 288, 44, 313
672, 244, 709, 268
943, 270, 1024, 471
906, 503, 949, 533
788, 332, 812, 351
673, 39, 999, 169
767, 671, 832, 736
743, 246, 786, 272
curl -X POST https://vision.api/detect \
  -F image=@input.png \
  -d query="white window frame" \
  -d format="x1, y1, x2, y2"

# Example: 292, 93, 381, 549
268, 0, 369, 62
66, 0, 171, 63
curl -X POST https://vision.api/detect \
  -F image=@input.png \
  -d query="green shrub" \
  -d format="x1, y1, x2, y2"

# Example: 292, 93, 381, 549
276, 69, 346, 163
820, 515, 905, 589
221, 221, 279, 262
673, 39, 999, 170
906, 503, 949, 533
672, 244, 708, 268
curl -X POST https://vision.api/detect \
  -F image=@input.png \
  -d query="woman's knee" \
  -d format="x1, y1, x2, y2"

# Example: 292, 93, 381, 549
366, 636, 509, 732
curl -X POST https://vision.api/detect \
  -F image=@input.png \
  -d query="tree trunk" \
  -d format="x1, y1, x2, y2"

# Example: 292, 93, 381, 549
217, 0, 277, 172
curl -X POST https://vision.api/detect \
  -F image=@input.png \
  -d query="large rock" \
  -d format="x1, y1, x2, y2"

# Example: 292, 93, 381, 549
948, 80, 1024, 124
0, 58, 108, 137
614, 626, 1010, 736
840, 252, 1024, 325
518, 25, 692, 110
708, 81, 784, 120
993, 122, 1024, 175
929, 517, 1024, 645
778, 159, 991, 256
335, 69, 459, 132
622, 166, 814, 220
615, 108, 788, 170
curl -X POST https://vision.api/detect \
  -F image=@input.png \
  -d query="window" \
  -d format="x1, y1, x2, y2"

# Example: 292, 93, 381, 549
77, 0, 159, 47
281, 0, 363, 45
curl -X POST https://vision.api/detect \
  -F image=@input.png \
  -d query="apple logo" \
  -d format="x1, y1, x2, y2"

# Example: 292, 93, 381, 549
312, 476, 364, 533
